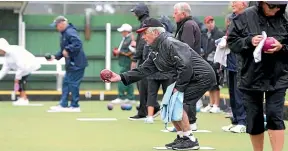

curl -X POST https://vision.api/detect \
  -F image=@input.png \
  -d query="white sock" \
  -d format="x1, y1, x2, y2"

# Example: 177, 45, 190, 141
213, 104, 218, 108
190, 123, 196, 129
147, 116, 153, 119
183, 131, 196, 141
177, 131, 183, 137
190, 123, 196, 126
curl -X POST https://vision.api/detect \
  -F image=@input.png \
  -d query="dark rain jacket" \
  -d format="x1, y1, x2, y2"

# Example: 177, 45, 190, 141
131, 3, 150, 66
143, 15, 175, 80
55, 23, 88, 71
227, 5, 288, 91
120, 33, 216, 94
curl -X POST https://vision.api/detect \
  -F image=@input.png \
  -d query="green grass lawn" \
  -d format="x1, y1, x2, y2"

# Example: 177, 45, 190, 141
0, 101, 287, 151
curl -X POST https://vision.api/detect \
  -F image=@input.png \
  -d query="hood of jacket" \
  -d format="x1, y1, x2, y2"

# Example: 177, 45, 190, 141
258, 1, 287, 17
159, 15, 174, 33
131, 3, 150, 21
0, 38, 11, 54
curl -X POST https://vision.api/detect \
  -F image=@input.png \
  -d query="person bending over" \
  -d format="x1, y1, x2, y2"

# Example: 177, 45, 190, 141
103, 18, 216, 150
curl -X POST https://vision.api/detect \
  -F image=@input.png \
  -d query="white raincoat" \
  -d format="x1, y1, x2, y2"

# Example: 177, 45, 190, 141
0, 38, 41, 80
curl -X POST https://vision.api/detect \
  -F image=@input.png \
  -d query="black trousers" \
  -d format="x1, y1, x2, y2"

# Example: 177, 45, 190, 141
242, 89, 286, 135
147, 79, 173, 107
136, 78, 148, 117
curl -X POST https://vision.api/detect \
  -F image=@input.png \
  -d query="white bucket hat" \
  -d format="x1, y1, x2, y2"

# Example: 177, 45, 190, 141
117, 23, 132, 32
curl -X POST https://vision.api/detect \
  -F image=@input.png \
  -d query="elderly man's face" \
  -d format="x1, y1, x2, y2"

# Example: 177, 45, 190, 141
56, 22, 67, 32
262, 2, 281, 16
231, 1, 246, 14
173, 8, 185, 23
121, 31, 129, 37
142, 30, 157, 45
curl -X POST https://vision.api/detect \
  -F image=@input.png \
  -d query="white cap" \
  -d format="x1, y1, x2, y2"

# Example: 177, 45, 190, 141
117, 24, 132, 32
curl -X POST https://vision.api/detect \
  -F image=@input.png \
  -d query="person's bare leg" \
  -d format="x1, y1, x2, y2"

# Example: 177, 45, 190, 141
250, 133, 264, 151
167, 110, 199, 150
172, 121, 183, 136
147, 106, 154, 117
268, 130, 285, 151
214, 90, 220, 106
209, 90, 215, 105
179, 111, 191, 131
179, 110, 196, 141
20, 91, 28, 100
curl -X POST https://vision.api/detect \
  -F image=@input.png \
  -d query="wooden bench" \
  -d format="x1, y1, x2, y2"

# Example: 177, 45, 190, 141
0, 57, 65, 91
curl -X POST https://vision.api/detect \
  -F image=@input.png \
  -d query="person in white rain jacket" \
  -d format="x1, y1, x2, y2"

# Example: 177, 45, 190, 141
0, 38, 41, 105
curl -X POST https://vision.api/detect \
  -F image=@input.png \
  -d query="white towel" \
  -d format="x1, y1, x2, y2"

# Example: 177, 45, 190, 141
253, 31, 267, 63
214, 37, 231, 67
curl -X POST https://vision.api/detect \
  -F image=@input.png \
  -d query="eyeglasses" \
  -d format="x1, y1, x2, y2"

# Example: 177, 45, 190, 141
265, 3, 281, 9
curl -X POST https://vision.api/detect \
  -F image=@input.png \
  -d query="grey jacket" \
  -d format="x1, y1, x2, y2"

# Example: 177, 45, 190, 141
175, 17, 201, 55
120, 33, 216, 93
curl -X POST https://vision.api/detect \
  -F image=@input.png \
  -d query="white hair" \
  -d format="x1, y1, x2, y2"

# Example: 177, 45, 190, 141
174, 2, 191, 16
146, 27, 166, 35
230, 1, 248, 8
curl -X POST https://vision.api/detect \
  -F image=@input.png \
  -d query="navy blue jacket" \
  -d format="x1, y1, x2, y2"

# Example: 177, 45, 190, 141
55, 23, 88, 71
226, 13, 237, 72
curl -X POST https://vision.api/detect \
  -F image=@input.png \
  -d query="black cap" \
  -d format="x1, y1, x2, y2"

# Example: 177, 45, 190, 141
265, 1, 288, 5
136, 18, 164, 33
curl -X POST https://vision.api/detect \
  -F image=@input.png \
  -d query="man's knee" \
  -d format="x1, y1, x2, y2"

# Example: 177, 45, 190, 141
265, 89, 286, 130
183, 103, 197, 123
246, 112, 265, 135
183, 103, 189, 113
265, 109, 286, 130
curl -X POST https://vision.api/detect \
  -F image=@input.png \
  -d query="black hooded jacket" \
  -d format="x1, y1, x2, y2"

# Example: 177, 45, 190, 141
227, 4, 288, 91
131, 3, 150, 66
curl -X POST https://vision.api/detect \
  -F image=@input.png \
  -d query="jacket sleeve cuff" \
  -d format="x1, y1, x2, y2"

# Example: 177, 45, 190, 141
281, 44, 288, 51
245, 36, 254, 49
120, 73, 129, 86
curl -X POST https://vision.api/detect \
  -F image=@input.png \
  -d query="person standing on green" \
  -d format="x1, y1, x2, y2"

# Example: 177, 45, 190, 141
111, 23, 136, 104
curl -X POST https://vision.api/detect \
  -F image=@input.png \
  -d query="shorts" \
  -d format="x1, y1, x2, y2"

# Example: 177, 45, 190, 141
207, 61, 222, 91
182, 74, 215, 124
241, 89, 286, 135
183, 73, 215, 105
